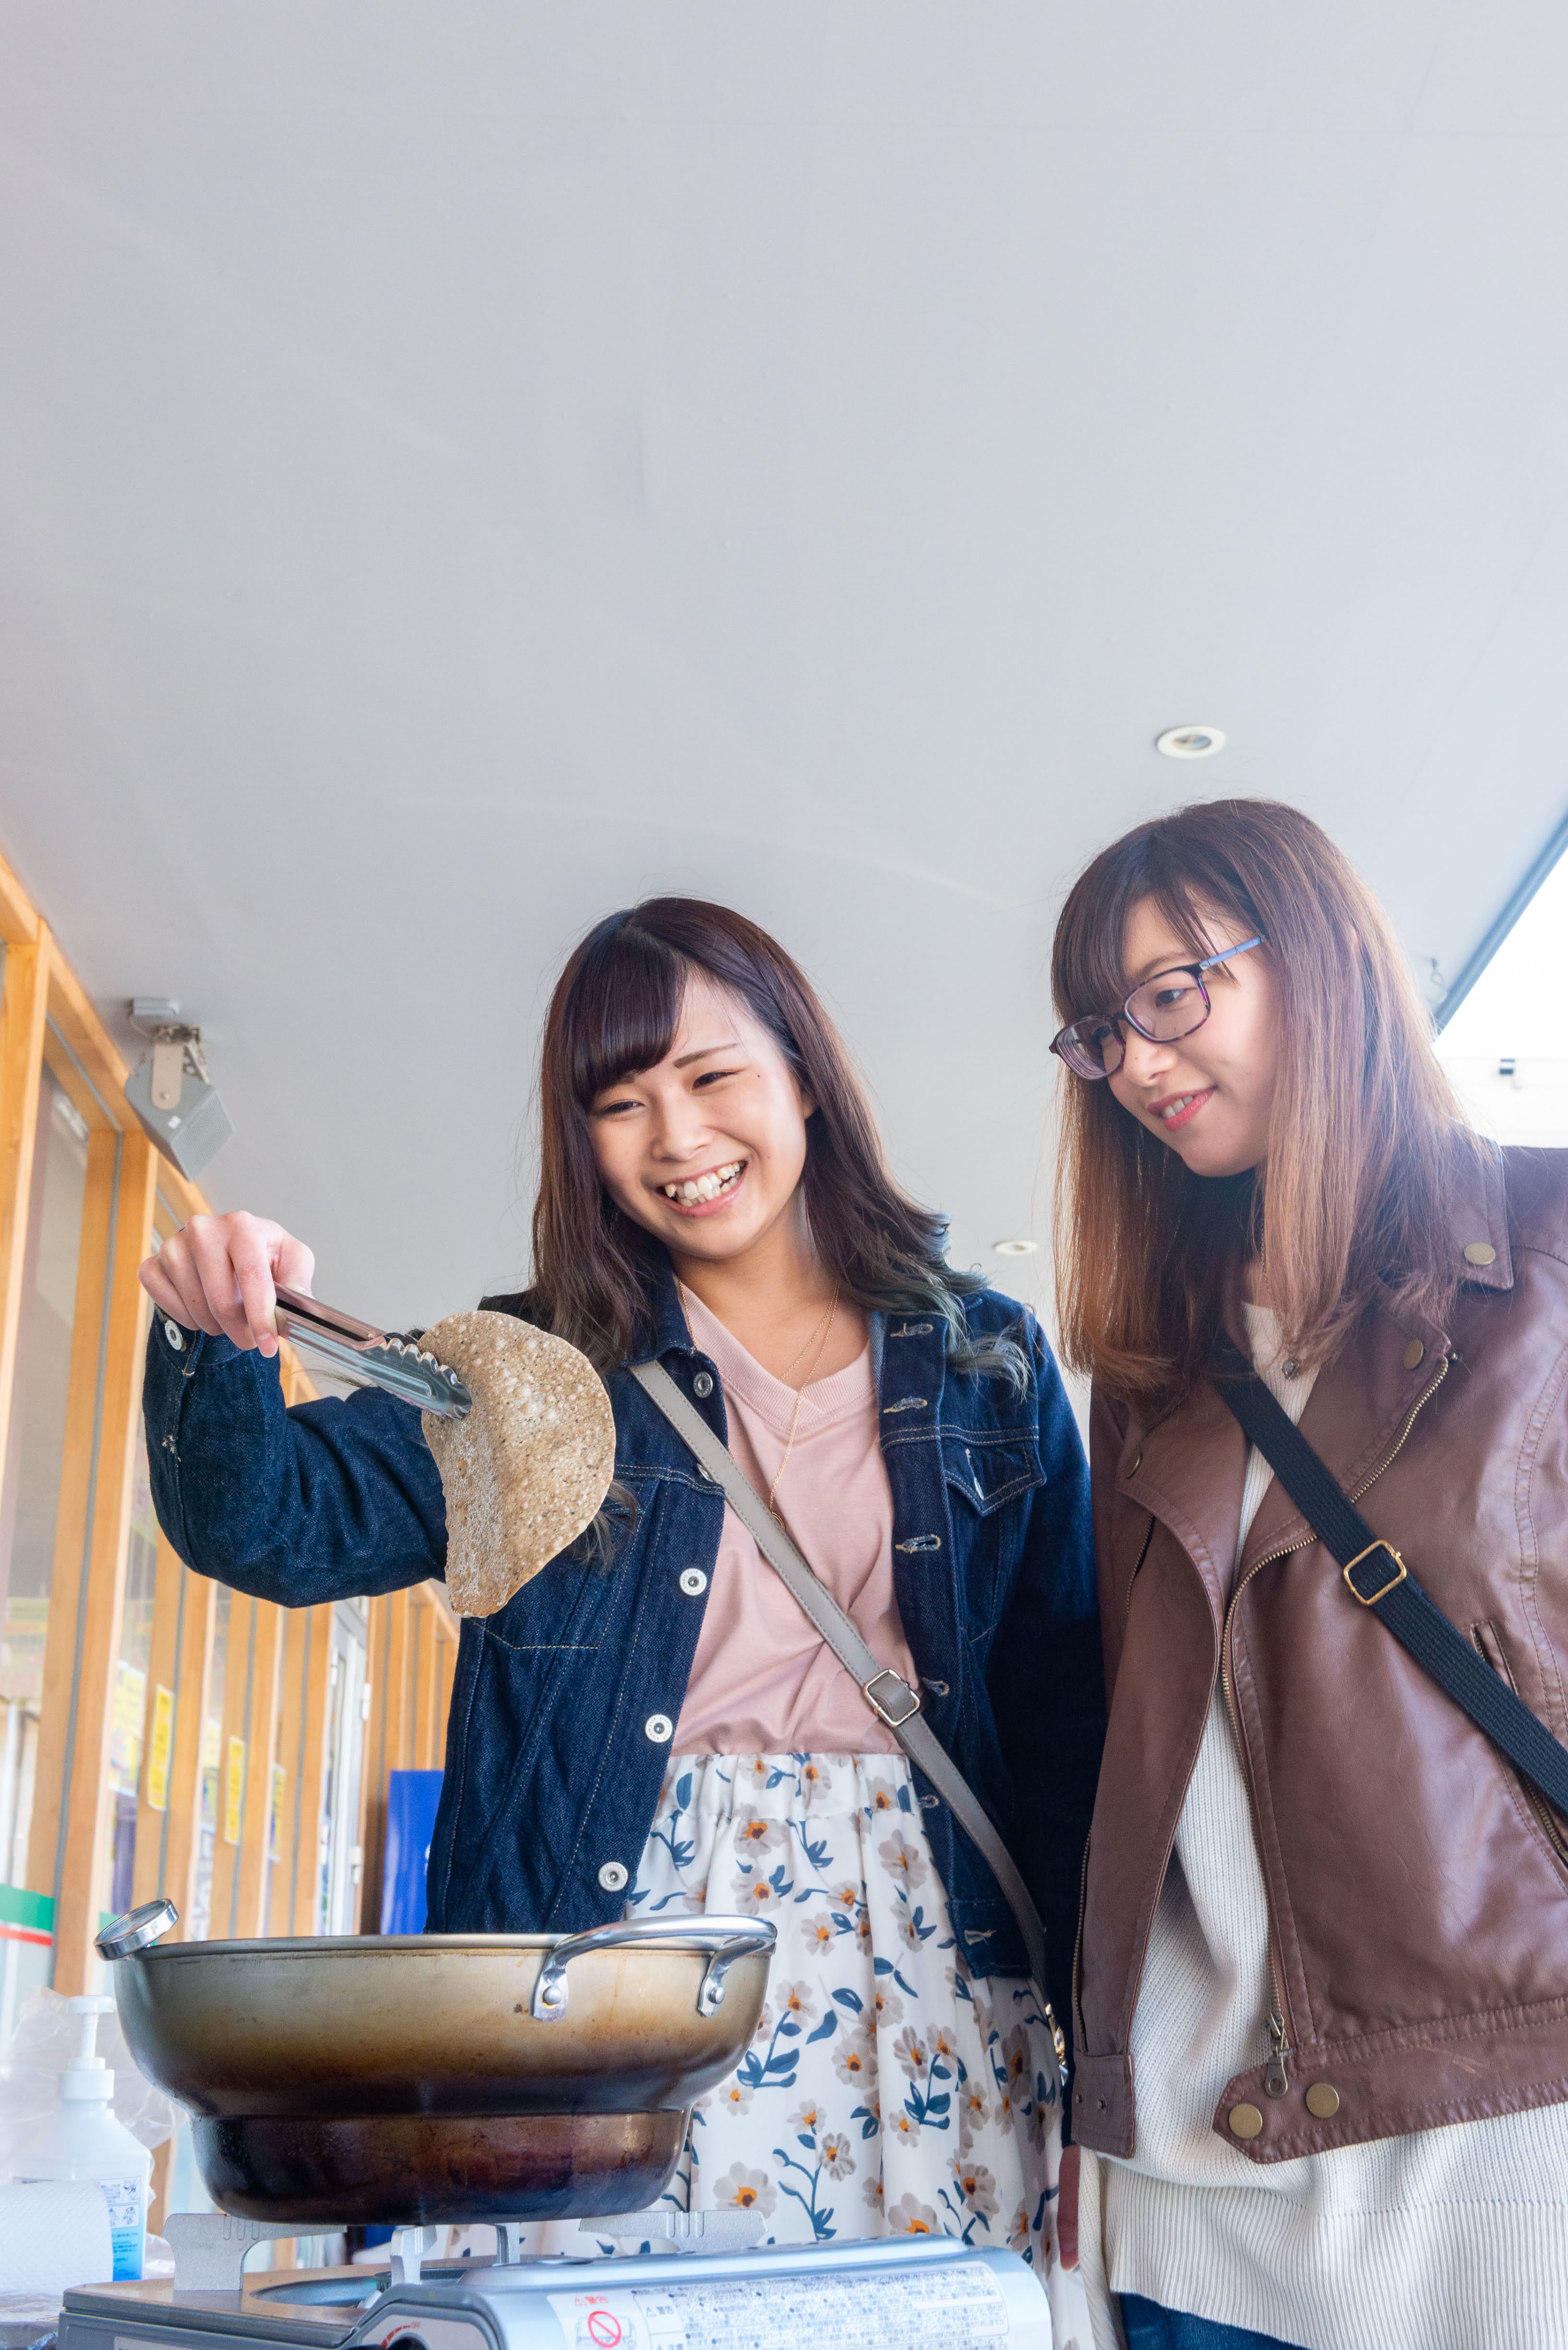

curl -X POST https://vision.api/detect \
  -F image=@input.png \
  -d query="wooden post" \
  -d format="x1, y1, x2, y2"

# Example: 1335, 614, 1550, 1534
292, 1606, 335, 1934
131, 1533, 188, 1907
23, 1129, 117, 1905
158, 1562, 216, 1936
52, 1130, 159, 1990
268, 1608, 308, 1936
235, 1602, 285, 1937
208, 1592, 253, 1941
0, 924, 48, 1484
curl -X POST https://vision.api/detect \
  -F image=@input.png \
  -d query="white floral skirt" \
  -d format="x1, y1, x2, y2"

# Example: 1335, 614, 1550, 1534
591, 1752, 1092, 2346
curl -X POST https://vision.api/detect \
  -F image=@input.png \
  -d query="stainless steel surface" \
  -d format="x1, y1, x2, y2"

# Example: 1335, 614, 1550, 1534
192, 2106, 689, 2226
59, 2232, 1053, 2350
95, 1894, 179, 1961
161, 2215, 302, 2293
529, 1917, 773, 2022
272, 1285, 472, 1418
103, 1914, 774, 2224
107, 1919, 774, 2119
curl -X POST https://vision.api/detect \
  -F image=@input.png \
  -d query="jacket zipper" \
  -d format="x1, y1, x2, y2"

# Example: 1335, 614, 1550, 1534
1521, 1776, 1568, 1873
1470, 1626, 1568, 1874
1219, 1346, 1454, 2097
1071, 1833, 1092, 2054
1072, 1517, 1162, 2072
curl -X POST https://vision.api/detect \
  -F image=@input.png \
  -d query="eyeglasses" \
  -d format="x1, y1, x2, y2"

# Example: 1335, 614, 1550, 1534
1050, 935, 1266, 1080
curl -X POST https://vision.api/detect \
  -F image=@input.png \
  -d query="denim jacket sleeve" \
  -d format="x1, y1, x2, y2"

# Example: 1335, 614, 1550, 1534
143, 1314, 447, 1604
985, 1316, 1106, 2040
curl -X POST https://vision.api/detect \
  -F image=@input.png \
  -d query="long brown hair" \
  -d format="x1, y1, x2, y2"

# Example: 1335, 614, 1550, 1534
522, 898, 1000, 1374
1051, 798, 1475, 1399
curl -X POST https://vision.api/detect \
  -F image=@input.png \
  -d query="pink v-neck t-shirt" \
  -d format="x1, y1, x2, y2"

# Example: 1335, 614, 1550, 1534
670, 1290, 921, 1755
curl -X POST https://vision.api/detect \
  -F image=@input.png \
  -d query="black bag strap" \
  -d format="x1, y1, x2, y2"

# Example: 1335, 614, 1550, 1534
629, 1357, 1054, 2002
1210, 1331, 1568, 1820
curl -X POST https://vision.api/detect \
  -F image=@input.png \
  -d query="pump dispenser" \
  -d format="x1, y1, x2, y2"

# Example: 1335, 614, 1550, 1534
15, 1995, 151, 2281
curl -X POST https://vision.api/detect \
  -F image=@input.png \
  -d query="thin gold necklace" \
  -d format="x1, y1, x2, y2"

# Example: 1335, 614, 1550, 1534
766, 1289, 839, 1518
678, 1280, 840, 1518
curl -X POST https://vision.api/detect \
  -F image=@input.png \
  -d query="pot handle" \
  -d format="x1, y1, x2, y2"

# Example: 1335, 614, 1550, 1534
531, 1913, 777, 2022
95, 1897, 179, 1962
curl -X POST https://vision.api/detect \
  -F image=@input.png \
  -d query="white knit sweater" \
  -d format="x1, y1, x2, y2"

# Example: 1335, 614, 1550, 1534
1082, 1305, 1568, 2350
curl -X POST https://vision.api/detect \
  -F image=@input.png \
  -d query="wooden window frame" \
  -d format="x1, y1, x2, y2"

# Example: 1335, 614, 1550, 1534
0, 845, 398, 2010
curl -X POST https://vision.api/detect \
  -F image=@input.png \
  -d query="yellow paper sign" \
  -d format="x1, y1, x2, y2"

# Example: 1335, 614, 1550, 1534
108, 1662, 147, 1797
269, 1763, 286, 1865
145, 1685, 175, 1812
224, 1736, 246, 1846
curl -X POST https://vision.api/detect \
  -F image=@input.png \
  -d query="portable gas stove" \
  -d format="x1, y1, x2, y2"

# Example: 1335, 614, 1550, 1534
58, 2207, 1052, 2350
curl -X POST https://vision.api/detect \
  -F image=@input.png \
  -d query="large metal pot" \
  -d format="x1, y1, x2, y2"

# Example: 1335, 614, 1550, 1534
96, 1903, 774, 2226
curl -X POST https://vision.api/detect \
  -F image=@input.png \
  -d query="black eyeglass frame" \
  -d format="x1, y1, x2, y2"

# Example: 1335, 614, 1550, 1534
1050, 935, 1267, 1080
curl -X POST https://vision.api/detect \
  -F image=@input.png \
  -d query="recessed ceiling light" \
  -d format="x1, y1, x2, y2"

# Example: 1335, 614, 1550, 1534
993, 1238, 1038, 1257
1156, 725, 1226, 759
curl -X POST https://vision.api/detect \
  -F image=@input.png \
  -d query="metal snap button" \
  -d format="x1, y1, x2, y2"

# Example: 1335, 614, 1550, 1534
692, 1370, 714, 1399
597, 1860, 629, 1893
1402, 1340, 1425, 1371
163, 1318, 186, 1352
679, 1568, 708, 1596
644, 1713, 674, 1743
1228, 2102, 1264, 2140
1305, 2080, 1341, 2119
1463, 1241, 1496, 1267
1281, 1359, 1301, 1379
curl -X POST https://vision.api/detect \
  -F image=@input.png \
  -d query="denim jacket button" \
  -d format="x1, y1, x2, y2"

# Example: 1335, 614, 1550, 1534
692, 1371, 714, 1399
597, 1860, 629, 1893
163, 1318, 186, 1353
679, 1568, 708, 1596
644, 1713, 674, 1744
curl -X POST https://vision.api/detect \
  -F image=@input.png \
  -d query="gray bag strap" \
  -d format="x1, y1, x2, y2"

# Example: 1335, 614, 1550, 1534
629, 1356, 1049, 1996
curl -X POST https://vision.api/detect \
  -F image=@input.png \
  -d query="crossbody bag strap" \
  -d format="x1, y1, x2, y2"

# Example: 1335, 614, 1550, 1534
629, 1356, 1051, 1994
1211, 1331, 1568, 1819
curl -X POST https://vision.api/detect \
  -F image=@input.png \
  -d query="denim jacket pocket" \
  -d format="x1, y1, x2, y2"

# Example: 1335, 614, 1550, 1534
942, 1434, 1045, 1516
943, 1436, 1045, 1644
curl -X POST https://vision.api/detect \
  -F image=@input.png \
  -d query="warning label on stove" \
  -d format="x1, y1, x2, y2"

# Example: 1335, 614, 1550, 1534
546, 2260, 1011, 2350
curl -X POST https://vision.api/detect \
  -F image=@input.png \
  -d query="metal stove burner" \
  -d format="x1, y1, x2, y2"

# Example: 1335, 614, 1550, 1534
56, 2208, 1053, 2350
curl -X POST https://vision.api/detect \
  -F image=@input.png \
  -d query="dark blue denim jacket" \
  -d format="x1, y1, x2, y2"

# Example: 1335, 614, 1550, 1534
143, 1261, 1104, 2029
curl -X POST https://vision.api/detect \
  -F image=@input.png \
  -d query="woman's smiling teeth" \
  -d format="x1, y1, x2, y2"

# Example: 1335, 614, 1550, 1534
1154, 1090, 1214, 1128
662, 1160, 745, 1205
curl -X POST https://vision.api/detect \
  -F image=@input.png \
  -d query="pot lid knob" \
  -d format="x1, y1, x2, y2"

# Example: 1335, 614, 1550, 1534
95, 1896, 179, 1962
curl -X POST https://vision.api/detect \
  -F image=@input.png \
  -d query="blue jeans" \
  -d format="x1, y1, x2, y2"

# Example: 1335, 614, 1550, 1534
1119, 2295, 1305, 2350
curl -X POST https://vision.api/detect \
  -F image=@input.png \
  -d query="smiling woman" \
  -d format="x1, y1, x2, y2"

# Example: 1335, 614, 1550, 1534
1050, 799, 1471, 1399
524, 899, 991, 1382
1046, 799, 1568, 2350
136, 894, 1104, 2329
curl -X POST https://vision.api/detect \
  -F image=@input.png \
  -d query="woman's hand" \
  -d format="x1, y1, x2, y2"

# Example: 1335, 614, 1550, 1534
138, 1211, 315, 1358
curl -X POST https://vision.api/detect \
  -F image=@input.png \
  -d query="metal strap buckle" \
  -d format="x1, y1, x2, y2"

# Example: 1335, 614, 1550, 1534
1343, 1540, 1408, 1607
862, 1668, 922, 1728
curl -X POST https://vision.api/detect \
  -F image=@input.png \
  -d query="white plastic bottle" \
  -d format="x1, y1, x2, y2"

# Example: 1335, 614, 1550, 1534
14, 1994, 152, 2282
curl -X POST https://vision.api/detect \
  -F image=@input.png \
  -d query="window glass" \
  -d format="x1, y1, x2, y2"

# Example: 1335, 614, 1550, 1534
187, 1591, 228, 1940
0, 1071, 89, 1903
1437, 853, 1568, 1145
319, 1608, 367, 1934
104, 1429, 158, 1918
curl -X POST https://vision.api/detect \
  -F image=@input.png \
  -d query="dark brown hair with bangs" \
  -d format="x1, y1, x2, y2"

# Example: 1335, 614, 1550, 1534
522, 898, 993, 1373
1050, 798, 1475, 1400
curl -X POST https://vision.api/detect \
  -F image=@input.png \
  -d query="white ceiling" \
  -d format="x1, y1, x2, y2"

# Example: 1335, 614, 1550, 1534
2, 3, 1567, 1327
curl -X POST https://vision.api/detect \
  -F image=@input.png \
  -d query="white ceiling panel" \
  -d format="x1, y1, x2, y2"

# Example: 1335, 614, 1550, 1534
1, 3, 1565, 1323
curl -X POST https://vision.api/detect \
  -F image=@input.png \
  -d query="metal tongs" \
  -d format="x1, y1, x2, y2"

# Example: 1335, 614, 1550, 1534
273, 1283, 472, 1418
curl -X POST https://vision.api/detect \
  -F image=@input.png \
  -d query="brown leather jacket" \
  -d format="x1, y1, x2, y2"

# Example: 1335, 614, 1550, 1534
1072, 1142, 1568, 2165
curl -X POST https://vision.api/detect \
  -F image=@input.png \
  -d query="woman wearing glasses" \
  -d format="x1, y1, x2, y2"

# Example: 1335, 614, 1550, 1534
1047, 799, 1568, 2350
